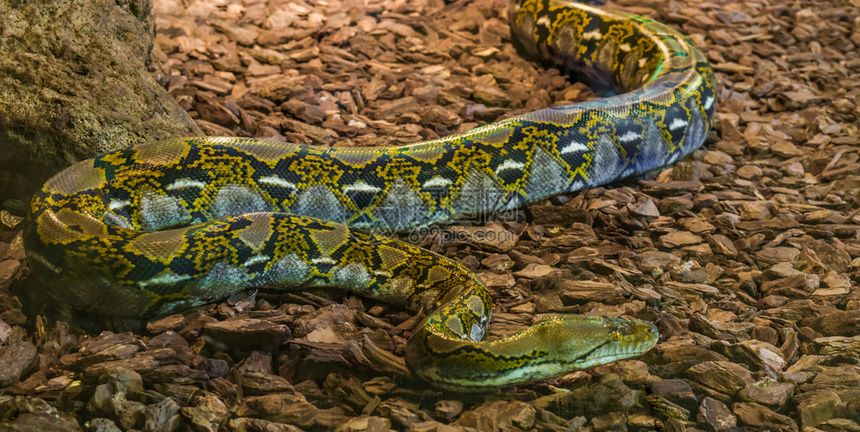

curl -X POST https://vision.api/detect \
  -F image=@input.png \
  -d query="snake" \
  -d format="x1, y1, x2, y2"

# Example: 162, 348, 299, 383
22, 0, 715, 391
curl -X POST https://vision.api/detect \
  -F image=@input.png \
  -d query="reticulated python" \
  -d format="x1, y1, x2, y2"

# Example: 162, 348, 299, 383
23, 0, 715, 391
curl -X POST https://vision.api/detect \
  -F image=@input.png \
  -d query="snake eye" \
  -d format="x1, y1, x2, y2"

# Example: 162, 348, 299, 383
611, 331, 622, 341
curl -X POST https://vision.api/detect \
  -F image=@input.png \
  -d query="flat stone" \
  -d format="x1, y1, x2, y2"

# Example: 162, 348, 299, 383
81, 350, 170, 383
740, 201, 772, 220
664, 281, 721, 297
336, 416, 391, 432
680, 217, 715, 234
659, 231, 703, 248
377, 398, 421, 428
406, 420, 462, 432
148, 364, 209, 386
472, 83, 511, 106
73, 332, 144, 369
729, 339, 787, 377
377, 96, 422, 117
762, 273, 820, 298
767, 262, 805, 278
481, 254, 515, 273
736, 165, 763, 180
87, 418, 121, 432
709, 234, 738, 256
448, 223, 518, 253
454, 400, 536, 430
820, 418, 860, 432
626, 412, 658, 430
420, 106, 461, 129
751, 326, 780, 346
814, 336, 860, 358
0, 342, 37, 387
434, 400, 464, 422
703, 150, 733, 165
650, 379, 698, 412
146, 315, 186, 334
645, 395, 690, 421
513, 263, 565, 280
795, 390, 841, 429
628, 199, 660, 217
0, 412, 81, 432
739, 378, 794, 410
112, 399, 146, 430
241, 372, 296, 396
0, 396, 58, 420
639, 251, 681, 272
281, 99, 327, 125
654, 344, 730, 377
227, 418, 304, 432
558, 280, 624, 303
808, 364, 860, 396
529, 204, 589, 226
807, 310, 860, 336
756, 247, 801, 265
292, 304, 356, 339
142, 397, 181, 432
543, 223, 598, 250
658, 195, 694, 214
87, 368, 144, 415
477, 271, 516, 289
277, 117, 338, 145
771, 140, 804, 158
594, 360, 656, 386
698, 397, 737, 431
822, 272, 852, 289
203, 318, 291, 352
180, 392, 229, 432
235, 394, 318, 427
733, 402, 798, 432
687, 361, 755, 394
782, 355, 827, 384
591, 411, 626, 431
210, 19, 259, 46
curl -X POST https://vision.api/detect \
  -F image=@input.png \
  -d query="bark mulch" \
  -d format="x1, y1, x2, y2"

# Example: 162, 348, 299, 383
1, 0, 860, 430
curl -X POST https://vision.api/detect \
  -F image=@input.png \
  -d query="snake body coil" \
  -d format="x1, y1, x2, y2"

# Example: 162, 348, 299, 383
23, 0, 715, 391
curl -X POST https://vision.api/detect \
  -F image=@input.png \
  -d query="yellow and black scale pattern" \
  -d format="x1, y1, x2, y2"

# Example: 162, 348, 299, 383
23, 0, 715, 391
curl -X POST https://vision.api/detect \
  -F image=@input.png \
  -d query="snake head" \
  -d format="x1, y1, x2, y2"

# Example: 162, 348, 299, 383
605, 317, 659, 355
550, 315, 659, 370
407, 314, 660, 391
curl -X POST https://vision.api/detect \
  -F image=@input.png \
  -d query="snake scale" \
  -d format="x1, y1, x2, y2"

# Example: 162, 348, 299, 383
23, 0, 715, 391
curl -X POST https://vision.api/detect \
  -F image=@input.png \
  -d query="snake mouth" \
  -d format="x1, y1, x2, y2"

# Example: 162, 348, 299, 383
608, 341, 657, 356
582, 342, 657, 366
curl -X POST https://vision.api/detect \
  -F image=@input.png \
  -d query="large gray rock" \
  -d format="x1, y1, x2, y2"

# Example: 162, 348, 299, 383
0, 0, 200, 212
